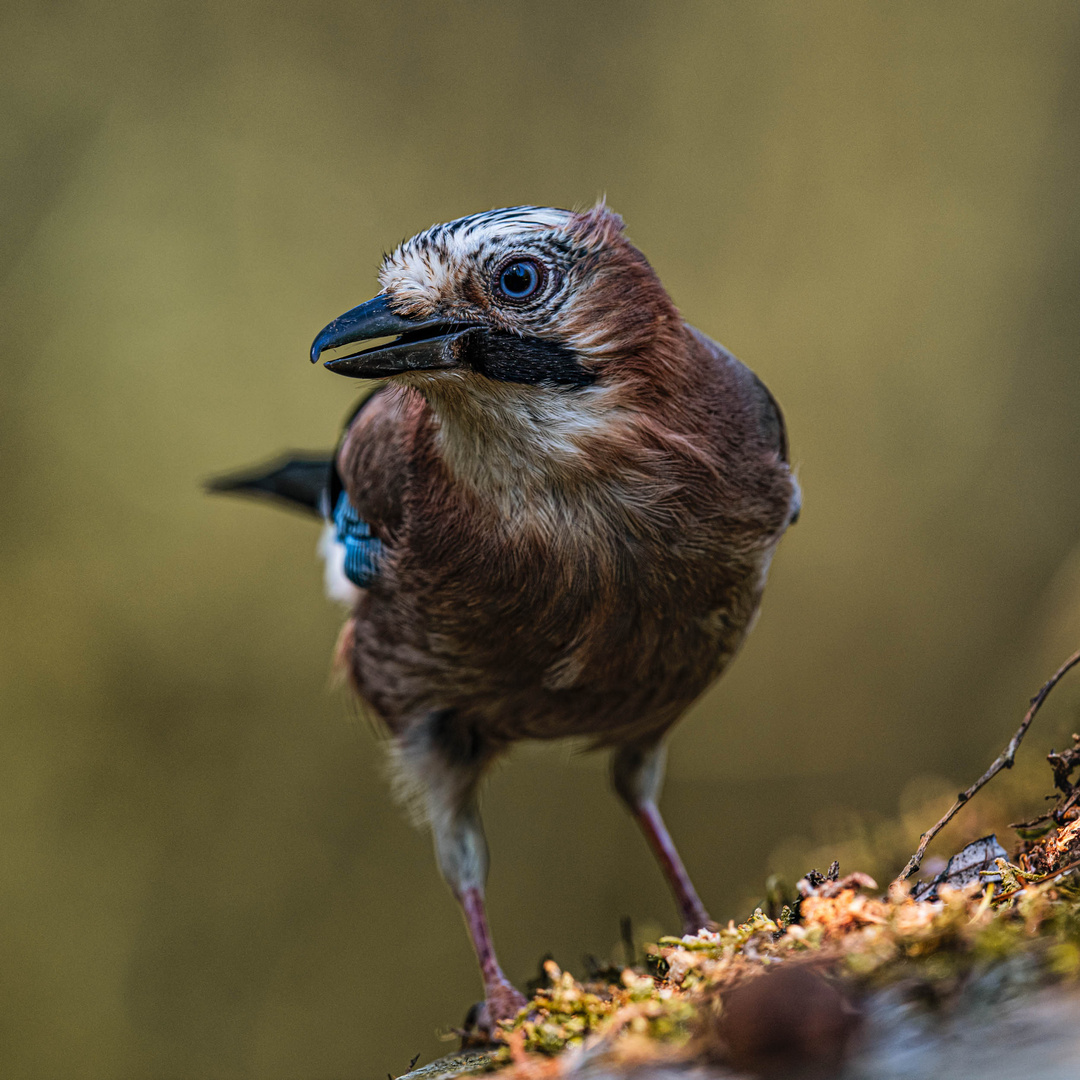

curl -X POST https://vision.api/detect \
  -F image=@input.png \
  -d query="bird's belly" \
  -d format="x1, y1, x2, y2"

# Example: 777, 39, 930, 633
347, 550, 767, 747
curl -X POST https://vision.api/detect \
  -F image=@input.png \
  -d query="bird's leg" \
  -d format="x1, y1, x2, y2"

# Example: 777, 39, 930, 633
400, 712, 526, 1031
431, 796, 527, 1028
613, 741, 712, 936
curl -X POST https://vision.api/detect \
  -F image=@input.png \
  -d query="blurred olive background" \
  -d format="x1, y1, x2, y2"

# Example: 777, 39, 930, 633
2, 2, 1080, 1076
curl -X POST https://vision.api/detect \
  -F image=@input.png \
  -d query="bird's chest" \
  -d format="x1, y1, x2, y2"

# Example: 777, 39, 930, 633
395, 470, 761, 689
352, 396, 783, 730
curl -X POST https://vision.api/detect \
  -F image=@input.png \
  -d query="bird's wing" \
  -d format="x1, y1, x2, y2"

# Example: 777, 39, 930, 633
205, 390, 405, 591
326, 387, 410, 589
743, 368, 789, 464
686, 324, 790, 463
333, 388, 407, 542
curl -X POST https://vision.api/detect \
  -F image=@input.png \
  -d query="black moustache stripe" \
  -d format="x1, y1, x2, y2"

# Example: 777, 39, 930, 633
462, 332, 595, 389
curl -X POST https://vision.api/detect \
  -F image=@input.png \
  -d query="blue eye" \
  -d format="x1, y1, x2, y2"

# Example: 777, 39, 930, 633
497, 259, 543, 300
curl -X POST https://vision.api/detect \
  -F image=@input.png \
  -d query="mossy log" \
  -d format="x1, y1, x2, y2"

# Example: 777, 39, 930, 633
399, 867, 1080, 1080
395, 656, 1080, 1080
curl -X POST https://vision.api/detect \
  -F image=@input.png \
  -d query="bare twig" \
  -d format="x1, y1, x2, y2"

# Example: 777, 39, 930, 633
894, 648, 1080, 886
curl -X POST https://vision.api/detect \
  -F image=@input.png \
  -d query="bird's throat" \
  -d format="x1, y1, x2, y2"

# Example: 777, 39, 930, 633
417, 378, 622, 513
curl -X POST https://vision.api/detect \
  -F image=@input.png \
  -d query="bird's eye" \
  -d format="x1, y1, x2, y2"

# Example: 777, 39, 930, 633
496, 259, 543, 301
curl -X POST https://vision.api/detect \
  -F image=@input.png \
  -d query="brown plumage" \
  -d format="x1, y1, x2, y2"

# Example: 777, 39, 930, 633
230, 203, 799, 1032
340, 326, 791, 749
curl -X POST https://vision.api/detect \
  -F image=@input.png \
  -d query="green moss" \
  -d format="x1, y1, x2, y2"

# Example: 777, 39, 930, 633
476, 872, 1080, 1077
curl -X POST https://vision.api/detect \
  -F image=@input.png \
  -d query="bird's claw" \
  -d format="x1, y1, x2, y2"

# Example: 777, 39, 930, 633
481, 980, 529, 1030
461, 981, 529, 1046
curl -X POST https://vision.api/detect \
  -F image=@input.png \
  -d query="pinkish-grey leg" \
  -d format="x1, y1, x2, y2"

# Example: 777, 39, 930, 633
613, 741, 712, 935
399, 713, 526, 1031
432, 797, 526, 1028
459, 884, 527, 1027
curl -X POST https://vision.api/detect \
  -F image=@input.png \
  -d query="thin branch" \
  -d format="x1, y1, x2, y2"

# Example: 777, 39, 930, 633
894, 648, 1080, 886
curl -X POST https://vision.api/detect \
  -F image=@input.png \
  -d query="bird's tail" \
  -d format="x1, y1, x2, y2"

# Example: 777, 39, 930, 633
205, 454, 334, 518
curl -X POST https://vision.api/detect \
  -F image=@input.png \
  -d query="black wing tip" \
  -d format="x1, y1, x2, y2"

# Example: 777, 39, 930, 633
204, 472, 252, 494
204, 452, 323, 490
204, 474, 271, 497
204, 453, 334, 516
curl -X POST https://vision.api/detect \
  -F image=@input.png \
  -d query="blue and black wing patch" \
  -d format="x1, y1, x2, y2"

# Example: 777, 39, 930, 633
208, 392, 388, 589
332, 490, 383, 588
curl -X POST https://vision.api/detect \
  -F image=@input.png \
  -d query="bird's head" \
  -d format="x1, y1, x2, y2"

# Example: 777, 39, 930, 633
309, 204, 682, 398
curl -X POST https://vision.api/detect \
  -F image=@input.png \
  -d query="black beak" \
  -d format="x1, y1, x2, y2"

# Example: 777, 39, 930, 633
309, 294, 478, 378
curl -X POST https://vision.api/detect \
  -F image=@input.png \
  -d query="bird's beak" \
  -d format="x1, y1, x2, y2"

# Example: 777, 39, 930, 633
309, 294, 478, 378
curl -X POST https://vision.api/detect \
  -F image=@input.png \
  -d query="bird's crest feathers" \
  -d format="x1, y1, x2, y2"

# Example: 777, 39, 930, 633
377, 202, 630, 329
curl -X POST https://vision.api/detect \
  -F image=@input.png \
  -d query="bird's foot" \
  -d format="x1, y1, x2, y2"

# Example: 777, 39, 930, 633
481, 979, 529, 1030
461, 981, 529, 1046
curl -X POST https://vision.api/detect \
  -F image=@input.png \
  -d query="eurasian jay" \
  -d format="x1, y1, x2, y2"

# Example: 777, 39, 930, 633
212, 204, 800, 1031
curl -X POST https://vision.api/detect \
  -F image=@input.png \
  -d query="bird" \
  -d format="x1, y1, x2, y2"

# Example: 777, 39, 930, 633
210, 203, 800, 1033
